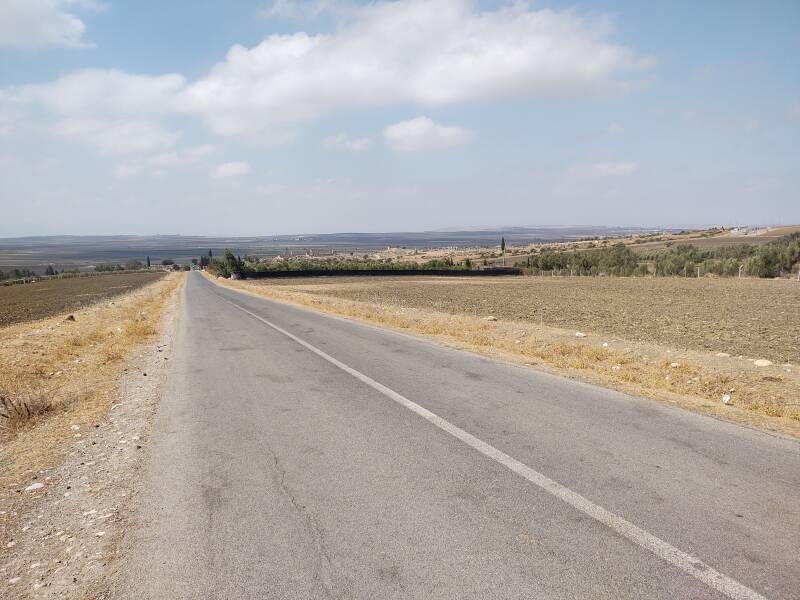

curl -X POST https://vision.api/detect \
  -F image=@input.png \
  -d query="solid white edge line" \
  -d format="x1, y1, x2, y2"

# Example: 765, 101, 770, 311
215, 287, 768, 600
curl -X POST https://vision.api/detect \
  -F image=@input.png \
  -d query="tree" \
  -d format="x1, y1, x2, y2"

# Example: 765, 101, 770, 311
208, 249, 213, 262
146, 256, 151, 268
45, 265, 55, 276
500, 237, 506, 254
161, 259, 174, 266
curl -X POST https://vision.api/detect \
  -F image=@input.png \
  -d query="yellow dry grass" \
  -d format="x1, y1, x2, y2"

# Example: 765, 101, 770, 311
0, 273, 183, 496
212, 274, 800, 438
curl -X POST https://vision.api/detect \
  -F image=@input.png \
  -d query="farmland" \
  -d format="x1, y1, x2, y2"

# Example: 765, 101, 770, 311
254, 276, 800, 363
0, 272, 166, 327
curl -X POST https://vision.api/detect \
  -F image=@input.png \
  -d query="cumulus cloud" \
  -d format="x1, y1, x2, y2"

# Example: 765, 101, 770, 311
210, 161, 252, 179
383, 117, 474, 152
0, 0, 651, 147
0, 0, 99, 48
17, 69, 186, 116
321, 133, 372, 151
54, 118, 178, 155
590, 161, 639, 176
181, 0, 651, 135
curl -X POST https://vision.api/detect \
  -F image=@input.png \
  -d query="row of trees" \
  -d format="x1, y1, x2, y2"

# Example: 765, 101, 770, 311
0, 268, 36, 281
520, 233, 800, 278
205, 249, 473, 278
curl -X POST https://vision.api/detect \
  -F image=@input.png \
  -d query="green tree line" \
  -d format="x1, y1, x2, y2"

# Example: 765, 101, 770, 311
522, 233, 800, 278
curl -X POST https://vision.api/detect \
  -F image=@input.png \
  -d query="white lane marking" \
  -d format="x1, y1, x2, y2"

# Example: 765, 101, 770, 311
218, 291, 768, 600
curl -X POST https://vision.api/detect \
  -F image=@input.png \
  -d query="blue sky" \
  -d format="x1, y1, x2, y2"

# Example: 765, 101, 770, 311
1, 0, 798, 236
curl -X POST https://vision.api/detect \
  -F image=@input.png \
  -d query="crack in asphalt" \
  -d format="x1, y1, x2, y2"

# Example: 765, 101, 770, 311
268, 449, 340, 599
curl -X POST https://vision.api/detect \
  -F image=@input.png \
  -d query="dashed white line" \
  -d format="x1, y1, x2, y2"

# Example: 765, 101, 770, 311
217, 288, 768, 600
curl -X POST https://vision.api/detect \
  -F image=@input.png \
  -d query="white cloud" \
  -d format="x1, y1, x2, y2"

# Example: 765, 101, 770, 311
210, 161, 252, 179
606, 122, 624, 135
321, 133, 372, 151
0, 0, 99, 48
590, 161, 639, 176
54, 118, 178, 154
181, 0, 651, 135
383, 116, 474, 152
0, 0, 651, 146
17, 69, 186, 116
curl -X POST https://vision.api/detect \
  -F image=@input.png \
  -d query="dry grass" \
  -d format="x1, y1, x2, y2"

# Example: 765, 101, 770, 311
0, 273, 183, 495
214, 274, 800, 438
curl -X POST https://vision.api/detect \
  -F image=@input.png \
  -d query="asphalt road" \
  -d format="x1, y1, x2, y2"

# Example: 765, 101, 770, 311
121, 272, 799, 599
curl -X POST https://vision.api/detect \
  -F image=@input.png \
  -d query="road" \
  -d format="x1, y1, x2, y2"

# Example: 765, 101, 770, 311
120, 272, 799, 599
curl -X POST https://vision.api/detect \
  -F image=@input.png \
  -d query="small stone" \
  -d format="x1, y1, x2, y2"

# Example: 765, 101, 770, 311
575, 331, 587, 338
95, 531, 105, 537
25, 482, 44, 492
8, 577, 20, 584
65, 315, 75, 322
669, 362, 679, 368
602, 342, 609, 348
6, 541, 15, 548
722, 394, 732, 404
483, 316, 497, 322
612, 365, 621, 371
754, 359, 772, 367
716, 352, 731, 357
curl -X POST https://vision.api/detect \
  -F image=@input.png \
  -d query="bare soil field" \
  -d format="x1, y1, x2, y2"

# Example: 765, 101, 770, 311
220, 274, 800, 436
0, 273, 183, 598
0, 273, 166, 328
260, 276, 800, 363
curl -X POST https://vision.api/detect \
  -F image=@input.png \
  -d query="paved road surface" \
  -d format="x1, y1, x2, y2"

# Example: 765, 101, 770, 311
121, 272, 799, 599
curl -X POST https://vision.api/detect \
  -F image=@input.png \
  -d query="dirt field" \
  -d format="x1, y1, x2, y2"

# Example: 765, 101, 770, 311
0, 273, 166, 327
260, 276, 800, 363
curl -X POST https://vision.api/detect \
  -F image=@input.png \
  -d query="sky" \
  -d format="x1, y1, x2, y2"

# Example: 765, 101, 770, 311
0, 0, 798, 236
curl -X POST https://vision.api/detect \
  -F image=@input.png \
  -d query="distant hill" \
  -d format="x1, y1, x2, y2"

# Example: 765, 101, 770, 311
0, 226, 693, 272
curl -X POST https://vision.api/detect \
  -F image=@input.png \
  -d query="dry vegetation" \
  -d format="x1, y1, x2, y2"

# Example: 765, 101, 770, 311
216, 274, 800, 436
0, 273, 183, 504
0, 273, 166, 328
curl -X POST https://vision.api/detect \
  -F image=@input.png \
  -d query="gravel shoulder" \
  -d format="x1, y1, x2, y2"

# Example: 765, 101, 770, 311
0, 276, 183, 599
